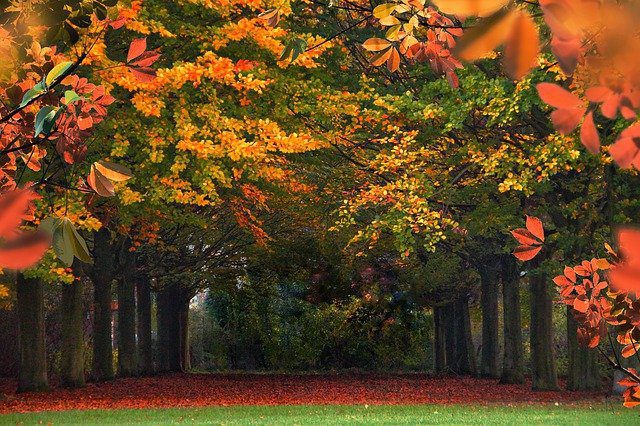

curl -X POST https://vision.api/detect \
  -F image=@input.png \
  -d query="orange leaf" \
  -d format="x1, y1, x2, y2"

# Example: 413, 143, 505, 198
580, 111, 600, 154
513, 244, 541, 261
503, 11, 539, 79
525, 215, 544, 242
127, 38, 147, 62
432, 0, 509, 17
370, 48, 393, 67
0, 231, 50, 269
573, 297, 589, 313
387, 47, 400, 72
88, 165, 115, 197
0, 188, 39, 239
511, 228, 538, 245
363, 38, 392, 52
453, 8, 516, 61
536, 83, 582, 109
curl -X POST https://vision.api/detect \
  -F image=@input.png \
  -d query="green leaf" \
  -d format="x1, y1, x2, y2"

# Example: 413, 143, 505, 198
45, 61, 74, 87
53, 220, 74, 266
63, 90, 82, 105
34, 106, 62, 137
280, 38, 308, 62
19, 81, 46, 107
63, 219, 92, 264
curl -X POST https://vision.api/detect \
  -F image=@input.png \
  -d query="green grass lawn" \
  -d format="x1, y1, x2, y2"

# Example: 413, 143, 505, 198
1, 404, 639, 425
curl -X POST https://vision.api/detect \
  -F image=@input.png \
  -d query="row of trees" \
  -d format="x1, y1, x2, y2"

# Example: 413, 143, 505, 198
1, 0, 640, 406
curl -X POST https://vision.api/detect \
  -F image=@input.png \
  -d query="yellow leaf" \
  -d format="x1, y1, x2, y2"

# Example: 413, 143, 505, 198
373, 3, 396, 19
363, 38, 392, 52
94, 161, 133, 182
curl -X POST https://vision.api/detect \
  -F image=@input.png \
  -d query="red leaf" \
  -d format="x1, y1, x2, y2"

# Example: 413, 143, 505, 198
525, 215, 544, 242
550, 35, 581, 75
580, 111, 600, 154
127, 38, 147, 62
513, 245, 542, 261
0, 231, 50, 269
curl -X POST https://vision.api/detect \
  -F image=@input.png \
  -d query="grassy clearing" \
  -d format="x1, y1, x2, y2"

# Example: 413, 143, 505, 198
1, 404, 639, 425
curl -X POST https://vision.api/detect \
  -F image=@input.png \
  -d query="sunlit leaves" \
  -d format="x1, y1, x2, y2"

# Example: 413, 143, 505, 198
258, 8, 281, 27
45, 61, 74, 86
373, 3, 396, 19
87, 161, 133, 197
363, 38, 392, 52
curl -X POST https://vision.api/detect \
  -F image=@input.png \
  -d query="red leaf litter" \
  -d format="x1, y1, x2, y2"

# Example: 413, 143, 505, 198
0, 373, 606, 414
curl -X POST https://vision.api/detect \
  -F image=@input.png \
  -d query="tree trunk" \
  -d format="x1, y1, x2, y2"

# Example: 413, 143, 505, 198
479, 262, 500, 378
158, 284, 181, 372
443, 302, 457, 373
566, 306, 601, 390
60, 269, 85, 388
179, 298, 190, 372
433, 305, 446, 374
529, 268, 559, 390
16, 274, 48, 392
500, 256, 524, 384
136, 276, 153, 376
90, 228, 115, 381
117, 276, 137, 376
454, 296, 477, 375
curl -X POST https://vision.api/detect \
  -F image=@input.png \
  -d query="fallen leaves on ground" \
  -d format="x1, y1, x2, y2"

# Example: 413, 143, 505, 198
0, 373, 606, 414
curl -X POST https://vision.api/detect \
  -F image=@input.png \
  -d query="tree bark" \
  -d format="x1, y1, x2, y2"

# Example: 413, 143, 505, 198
443, 302, 457, 373
566, 306, 601, 390
433, 305, 446, 374
479, 262, 500, 378
454, 296, 477, 375
90, 228, 115, 381
136, 276, 153, 376
117, 276, 137, 376
158, 284, 181, 372
179, 298, 190, 372
16, 274, 48, 392
529, 268, 559, 390
500, 256, 524, 384
60, 267, 85, 388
